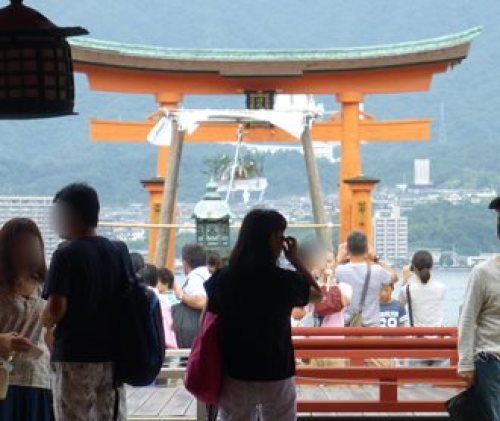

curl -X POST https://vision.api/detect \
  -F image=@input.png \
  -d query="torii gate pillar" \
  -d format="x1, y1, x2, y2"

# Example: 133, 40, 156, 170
337, 92, 364, 243
344, 176, 379, 246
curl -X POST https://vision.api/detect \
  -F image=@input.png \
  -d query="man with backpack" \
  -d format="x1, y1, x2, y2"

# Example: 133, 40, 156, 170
42, 183, 130, 420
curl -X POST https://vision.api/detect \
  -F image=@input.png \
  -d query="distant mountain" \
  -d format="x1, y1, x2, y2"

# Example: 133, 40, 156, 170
0, 0, 499, 204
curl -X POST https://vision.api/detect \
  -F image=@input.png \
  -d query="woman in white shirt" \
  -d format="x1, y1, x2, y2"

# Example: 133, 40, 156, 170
399, 250, 447, 367
399, 250, 446, 327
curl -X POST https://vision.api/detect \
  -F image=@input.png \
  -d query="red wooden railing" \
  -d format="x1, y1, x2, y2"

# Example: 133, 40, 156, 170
291, 327, 462, 414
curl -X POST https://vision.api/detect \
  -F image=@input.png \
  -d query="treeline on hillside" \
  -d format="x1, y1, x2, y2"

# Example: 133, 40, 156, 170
406, 201, 498, 255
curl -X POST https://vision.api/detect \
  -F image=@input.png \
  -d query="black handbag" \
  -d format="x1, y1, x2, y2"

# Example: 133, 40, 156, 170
171, 275, 205, 349
445, 387, 489, 421
171, 302, 201, 349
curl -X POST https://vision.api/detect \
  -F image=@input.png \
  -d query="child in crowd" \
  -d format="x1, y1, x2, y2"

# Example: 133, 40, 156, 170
139, 265, 178, 350
157, 268, 180, 306
380, 283, 408, 328
138, 264, 158, 289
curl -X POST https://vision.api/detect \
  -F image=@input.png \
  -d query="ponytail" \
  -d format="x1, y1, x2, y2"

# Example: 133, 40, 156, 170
411, 250, 433, 285
419, 267, 431, 284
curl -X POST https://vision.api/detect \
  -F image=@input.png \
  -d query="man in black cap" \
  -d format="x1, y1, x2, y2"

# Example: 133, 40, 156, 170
489, 196, 500, 238
458, 196, 500, 420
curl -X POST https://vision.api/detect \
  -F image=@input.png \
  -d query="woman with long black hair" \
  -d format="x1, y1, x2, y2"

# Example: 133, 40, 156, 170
0, 218, 53, 420
204, 209, 322, 421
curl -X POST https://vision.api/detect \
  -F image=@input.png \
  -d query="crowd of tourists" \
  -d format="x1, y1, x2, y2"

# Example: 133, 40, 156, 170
0, 182, 498, 420
290, 232, 445, 332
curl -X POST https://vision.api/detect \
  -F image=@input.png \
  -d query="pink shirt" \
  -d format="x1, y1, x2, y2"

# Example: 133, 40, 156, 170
159, 296, 178, 349
149, 287, 178, 349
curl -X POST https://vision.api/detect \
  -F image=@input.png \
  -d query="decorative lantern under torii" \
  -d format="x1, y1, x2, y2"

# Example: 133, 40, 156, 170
193, 180, 231, 259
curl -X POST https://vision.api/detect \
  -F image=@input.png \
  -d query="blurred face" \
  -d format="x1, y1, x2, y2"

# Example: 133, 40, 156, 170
322, 268, 333, 284
156, 281, 167, 294
269, 230, 285, 259
51, 202, 77, 240
12, 233, 44, 278
325, 251, 335, 268
379, 284, 393, 303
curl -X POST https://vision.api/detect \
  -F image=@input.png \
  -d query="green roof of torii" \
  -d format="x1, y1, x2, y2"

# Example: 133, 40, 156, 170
70, 27, 481, 76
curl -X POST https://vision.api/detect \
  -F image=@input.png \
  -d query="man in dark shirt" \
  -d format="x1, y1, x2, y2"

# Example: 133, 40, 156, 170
42, 183, 128, 421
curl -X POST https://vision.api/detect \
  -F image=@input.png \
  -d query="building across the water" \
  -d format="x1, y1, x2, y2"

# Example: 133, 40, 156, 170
373, 206, 409, 265
414, 158, 432, 186
0, 196, 60, 261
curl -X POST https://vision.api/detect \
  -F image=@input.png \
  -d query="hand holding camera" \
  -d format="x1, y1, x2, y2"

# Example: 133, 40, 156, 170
402, 264, 413, 285
337, 243, 349, 264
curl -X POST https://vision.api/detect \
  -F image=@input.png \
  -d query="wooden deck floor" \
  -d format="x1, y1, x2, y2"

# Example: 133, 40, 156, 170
126, 384, 461, 420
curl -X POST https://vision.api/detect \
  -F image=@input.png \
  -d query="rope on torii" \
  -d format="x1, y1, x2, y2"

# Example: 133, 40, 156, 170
225, 123, 244, 202
146, 107, 324, 146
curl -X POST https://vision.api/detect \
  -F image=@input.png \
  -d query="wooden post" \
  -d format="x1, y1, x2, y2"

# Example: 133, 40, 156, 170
301, 122, 332, 249
151, 93, 183, 269
154, 121, 184, 268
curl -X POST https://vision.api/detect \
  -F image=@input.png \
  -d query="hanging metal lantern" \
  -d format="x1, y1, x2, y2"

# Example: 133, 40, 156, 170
0, 0, 88, 118
193, 180, 232, 258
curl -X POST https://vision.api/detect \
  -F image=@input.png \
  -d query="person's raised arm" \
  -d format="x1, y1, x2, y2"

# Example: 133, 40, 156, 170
368, 244, 398, 283
378, 260, 399, 284
283, 236, 322, 303
337, 242, 349, 265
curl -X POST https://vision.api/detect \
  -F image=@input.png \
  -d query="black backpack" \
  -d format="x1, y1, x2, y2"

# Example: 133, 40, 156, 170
112, 241, 166, 386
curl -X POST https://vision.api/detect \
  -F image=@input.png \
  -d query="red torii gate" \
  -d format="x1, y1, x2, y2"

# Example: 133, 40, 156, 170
70, 27, 480, 266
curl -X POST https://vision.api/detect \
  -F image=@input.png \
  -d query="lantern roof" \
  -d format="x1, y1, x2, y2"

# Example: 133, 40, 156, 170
193, 180, 232, 221
69, 27, 481, 76
0, 1, 88, 36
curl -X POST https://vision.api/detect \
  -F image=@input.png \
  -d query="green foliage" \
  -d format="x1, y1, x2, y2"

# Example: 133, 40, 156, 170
202, 149, 265, 181
406, 202, 498, 255
203, 154, 232, 179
